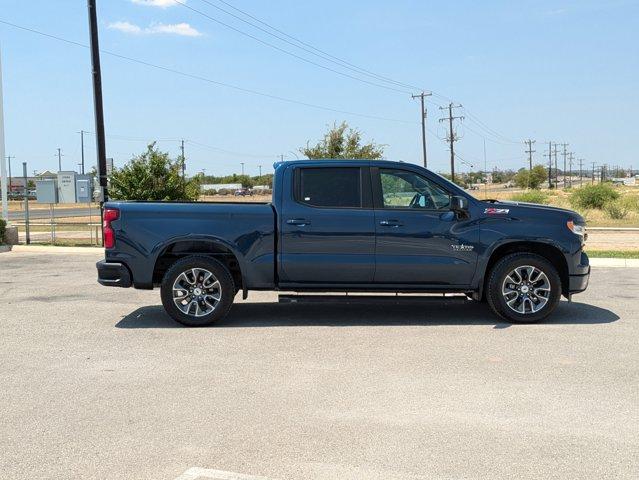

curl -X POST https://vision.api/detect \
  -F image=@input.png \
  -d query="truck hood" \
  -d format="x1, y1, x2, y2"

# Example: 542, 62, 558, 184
482, 200, 585, 223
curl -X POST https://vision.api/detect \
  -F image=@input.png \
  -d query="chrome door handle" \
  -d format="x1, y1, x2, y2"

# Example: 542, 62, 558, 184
286, 218, 311, 226
379, 219, 402, 227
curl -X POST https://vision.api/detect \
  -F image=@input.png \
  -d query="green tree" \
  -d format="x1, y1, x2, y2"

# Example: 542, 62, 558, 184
301, 121, 385, 159
514, 165, 547, 189
492, 169, 517, 184
109, 143, 200, 201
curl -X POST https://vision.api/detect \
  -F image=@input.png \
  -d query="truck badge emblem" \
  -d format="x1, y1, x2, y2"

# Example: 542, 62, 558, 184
451, 244, 474, 252
484, 207, 510, 215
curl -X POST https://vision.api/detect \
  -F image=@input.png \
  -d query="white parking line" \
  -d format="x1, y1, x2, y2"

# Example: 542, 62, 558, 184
175, 467, 273, 480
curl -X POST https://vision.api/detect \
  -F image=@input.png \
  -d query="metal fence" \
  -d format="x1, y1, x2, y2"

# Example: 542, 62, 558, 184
9, 201, 102, 246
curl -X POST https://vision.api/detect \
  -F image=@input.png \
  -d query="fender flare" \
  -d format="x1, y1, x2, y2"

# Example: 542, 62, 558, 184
151, 234, 248, 295
473, 237, 568, 298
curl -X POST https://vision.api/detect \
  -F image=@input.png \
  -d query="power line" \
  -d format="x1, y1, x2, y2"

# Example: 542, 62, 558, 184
192, 1, 525, 147
0, 19, 416, 126
195, 0, 422, 92
172, 0, 410, 94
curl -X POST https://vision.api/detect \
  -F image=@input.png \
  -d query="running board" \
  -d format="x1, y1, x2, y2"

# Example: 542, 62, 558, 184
278, 293, 470, 305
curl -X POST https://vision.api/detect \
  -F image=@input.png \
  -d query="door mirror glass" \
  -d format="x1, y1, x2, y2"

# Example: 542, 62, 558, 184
450, 195, 469, 212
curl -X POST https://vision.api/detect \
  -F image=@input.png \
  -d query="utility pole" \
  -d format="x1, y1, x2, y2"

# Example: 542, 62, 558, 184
412, 91, 432, 168
524, 139, 536, 188
568, 152, 574, 188
258, 165, 262, 177
439, 103, 464, 182
79, 130, 85, 174
240, 162, 245, 175
87, 0, 108, 211
553, 143, 559, 189
591, 162, 596, 184
7, 155, 13, 193
559, 143, 569, 189
180, 139, 186, 177
544, 141, 553, 188
56, 148, 64, 172
578, 158, 584, 186
525, 139, 536, 173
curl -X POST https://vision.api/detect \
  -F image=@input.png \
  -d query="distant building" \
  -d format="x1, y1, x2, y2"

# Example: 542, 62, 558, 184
201, 183, 243, 192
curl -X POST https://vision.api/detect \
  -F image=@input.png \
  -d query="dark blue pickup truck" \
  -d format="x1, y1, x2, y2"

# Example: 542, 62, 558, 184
97, 160, 590, 326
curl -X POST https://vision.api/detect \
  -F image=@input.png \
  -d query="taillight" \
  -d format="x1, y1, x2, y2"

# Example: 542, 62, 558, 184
103, 208, 119, 249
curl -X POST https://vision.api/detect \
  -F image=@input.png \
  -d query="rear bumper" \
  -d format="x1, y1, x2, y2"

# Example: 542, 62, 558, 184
97, 260, 132, 288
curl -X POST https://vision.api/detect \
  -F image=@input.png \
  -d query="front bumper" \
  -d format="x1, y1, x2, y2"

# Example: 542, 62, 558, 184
97, 260, 132, 288
568, 250, 590, 294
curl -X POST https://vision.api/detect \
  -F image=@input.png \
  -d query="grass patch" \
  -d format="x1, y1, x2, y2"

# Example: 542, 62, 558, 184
585, 250, 639, 259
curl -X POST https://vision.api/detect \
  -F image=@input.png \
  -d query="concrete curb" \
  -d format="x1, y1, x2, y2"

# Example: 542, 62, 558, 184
589, 257, 639, 268
10, 245, 103, 254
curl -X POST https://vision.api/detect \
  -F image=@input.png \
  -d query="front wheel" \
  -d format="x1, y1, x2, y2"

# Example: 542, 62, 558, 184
486, 253, 561, 323
160, 256, 235, 327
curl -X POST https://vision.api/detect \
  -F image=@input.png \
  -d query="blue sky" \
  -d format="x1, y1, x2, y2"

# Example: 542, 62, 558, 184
1, 0, 638, 176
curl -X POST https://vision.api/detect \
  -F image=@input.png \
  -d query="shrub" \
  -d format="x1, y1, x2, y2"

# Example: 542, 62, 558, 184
0, 218, 5, 244
570, 183, 619, 209
604, 200, 629, 219
109, 143, 200, 201
510, 190, 549, 204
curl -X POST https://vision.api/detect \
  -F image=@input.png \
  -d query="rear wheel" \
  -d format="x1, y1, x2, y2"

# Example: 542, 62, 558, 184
486, 253, 561, 323
160, 256, 235, 327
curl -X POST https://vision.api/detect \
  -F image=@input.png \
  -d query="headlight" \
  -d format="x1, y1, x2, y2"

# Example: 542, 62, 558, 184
566, 219, 586, 236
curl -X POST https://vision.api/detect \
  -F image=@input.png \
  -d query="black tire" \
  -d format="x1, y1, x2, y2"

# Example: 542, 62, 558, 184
160, 255, 235, 327
486, 253, 561, 323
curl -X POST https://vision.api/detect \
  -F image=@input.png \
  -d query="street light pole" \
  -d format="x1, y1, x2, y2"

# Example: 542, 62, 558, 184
0, 44, 7, 222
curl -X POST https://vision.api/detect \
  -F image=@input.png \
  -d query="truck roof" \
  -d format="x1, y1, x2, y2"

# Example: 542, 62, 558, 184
273, 159, 410, 169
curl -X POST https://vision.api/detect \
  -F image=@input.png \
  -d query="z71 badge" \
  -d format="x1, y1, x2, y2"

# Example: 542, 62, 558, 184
484, 207, 510, 215
451, 244, 474, 252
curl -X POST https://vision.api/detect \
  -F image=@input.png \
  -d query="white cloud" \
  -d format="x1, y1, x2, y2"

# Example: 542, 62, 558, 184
108, 21, 202, 37
148, 22, 202, 36
131, 0, 182, 8
108, 21, 142, 34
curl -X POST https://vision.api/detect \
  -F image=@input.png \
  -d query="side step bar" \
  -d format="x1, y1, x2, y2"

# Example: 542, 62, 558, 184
278, 294, 470, 305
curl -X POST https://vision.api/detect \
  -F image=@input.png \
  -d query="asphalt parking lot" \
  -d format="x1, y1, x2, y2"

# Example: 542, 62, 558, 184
1, 250, 637, 480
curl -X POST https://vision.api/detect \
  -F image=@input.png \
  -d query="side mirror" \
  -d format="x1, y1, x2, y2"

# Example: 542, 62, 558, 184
450, 195, 469, 213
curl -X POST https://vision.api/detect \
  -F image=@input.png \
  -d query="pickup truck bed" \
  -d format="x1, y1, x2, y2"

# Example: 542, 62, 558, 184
101, 201, 276, 291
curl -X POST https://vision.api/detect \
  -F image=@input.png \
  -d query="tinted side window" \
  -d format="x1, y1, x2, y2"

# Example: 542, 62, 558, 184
298, 167, 361, 208
379, 169, 450, 209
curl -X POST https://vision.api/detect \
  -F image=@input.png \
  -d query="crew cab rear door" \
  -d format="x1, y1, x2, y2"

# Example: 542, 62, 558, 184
371, 166, 478, 285
279, 164, 375, 284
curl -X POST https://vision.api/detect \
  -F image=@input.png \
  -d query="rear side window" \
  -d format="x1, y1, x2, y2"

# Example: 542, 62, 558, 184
297, 167, 361, 208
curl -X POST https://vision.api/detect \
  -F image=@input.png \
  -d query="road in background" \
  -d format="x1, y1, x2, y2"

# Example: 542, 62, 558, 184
0, 251, 637, 479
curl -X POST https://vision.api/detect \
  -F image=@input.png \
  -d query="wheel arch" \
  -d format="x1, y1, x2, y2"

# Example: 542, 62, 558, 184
479, 240, 569, 299
152, 236, 246, 296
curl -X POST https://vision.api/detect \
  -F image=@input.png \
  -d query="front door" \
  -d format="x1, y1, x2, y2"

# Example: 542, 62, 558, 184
279, 165, 375, 284
372, 167, 478, 285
